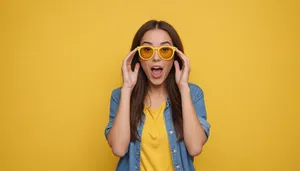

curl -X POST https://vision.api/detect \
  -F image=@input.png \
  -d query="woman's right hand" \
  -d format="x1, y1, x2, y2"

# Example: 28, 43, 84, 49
121, 48, 140, 90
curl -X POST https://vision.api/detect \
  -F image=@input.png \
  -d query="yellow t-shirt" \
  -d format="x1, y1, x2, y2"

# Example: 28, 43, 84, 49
140, 100, 174, 171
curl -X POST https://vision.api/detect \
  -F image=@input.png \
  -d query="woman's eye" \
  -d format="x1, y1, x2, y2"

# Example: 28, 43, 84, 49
162, 48, 169, 51
144, 47, 151, 51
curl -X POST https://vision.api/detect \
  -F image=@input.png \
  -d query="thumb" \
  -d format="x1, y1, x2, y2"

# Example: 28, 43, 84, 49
174, 60, 180, 73
134, 63, 140, 74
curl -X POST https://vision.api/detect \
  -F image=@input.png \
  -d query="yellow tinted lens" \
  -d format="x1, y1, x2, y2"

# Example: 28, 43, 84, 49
159, 47, 174, 59
140, 46, 153, 59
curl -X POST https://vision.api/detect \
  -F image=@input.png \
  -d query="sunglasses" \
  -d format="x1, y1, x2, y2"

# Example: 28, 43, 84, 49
137, 46, 176, 60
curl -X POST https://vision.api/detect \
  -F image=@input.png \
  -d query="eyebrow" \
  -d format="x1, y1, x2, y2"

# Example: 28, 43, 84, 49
141, 41, 172, 45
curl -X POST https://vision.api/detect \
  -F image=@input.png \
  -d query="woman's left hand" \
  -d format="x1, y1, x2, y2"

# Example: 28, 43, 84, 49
174, 48, 191, 91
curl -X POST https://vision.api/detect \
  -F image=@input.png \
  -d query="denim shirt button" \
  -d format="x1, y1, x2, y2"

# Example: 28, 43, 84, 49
169, 130, 174, 134
135, 165, 138, 169
136, 152, 139, 156
176, 165, 180, 169
173, 149, 177, 153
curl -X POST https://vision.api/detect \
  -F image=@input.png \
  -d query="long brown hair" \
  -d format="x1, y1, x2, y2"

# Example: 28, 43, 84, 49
130, 20, 184, 141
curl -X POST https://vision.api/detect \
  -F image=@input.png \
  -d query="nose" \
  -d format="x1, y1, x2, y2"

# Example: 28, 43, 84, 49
152, 49, 161, 62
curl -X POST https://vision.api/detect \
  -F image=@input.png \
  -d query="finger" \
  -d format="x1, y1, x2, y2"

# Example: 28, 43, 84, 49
182, 65, 190, 79
175, 48, 189, 65
182, 62, 191, 80
175, 48, 191, 68
134, 63, 140, 74
121, 65, 129, 82
174, 60, 181, 73
175, 49, 191, 78
122, 48, 138, 71
125, 48, 138, 65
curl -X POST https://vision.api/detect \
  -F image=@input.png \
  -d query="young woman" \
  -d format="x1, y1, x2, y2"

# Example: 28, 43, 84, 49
104, 20, 211, 171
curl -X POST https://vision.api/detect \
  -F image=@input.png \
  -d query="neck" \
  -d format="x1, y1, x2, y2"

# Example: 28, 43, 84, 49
147, 81, 166, 97
145, 81, 167, 109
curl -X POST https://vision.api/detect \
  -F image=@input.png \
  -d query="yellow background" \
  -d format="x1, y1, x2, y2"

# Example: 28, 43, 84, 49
1, 0, 299, 170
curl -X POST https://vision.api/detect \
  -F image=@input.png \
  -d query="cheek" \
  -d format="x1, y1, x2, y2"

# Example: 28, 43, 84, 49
164, 61, 174, 72
140, 60, 149, 71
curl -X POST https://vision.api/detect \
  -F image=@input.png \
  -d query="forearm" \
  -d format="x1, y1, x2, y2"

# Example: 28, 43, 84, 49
108, 88, 131, 157
180, 86, 207, 156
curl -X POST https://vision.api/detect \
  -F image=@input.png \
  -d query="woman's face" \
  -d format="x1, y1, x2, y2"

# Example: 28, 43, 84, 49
139, 29, 174, 86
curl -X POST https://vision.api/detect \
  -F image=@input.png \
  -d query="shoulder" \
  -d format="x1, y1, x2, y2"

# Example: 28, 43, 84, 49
110, 87, 122, 103
188, 82, 204, 93
188, 82, 205, 102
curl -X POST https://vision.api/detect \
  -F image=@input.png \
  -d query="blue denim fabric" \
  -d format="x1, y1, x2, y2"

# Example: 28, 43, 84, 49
105, 83, 211, 171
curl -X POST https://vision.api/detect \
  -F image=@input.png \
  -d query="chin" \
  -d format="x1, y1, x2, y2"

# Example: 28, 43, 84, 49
149, 80, 163, 86
148, 76, 166, 86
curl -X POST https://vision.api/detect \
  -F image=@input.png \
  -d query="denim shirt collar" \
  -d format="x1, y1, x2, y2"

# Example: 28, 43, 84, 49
166, 97, 171, 108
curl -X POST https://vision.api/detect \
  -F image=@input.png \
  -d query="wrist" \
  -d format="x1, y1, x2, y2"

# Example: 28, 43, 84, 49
121, 86, 133, 94
179, 84, 190, 94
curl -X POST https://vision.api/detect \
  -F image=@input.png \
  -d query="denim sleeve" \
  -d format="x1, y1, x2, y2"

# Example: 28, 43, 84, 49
104, 88, 121, 141
192, 85, 211, 140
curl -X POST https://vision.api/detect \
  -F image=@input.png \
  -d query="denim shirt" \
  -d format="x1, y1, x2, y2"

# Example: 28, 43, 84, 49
104, 83, 211, 171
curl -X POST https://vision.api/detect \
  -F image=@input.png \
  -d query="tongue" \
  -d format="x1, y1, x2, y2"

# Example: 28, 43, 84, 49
153, 69, 162, 75
152, 69, 162, 78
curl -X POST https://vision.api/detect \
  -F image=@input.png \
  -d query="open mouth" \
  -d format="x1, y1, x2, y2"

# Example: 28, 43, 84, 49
151, 66, 163, 78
